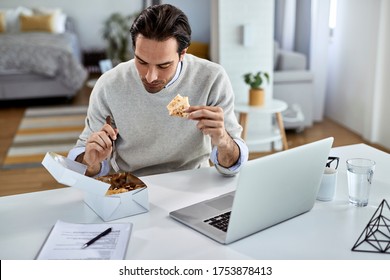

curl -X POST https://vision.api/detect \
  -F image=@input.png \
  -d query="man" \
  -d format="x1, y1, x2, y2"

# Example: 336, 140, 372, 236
68, 4, 248, 177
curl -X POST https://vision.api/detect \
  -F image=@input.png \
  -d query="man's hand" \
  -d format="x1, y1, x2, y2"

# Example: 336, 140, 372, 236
186, 106, 239, 168
77, 123, 118, 176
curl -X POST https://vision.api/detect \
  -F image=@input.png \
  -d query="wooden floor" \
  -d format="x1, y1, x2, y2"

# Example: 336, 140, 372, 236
0, 80, 388, 197
0, 82, 92, 197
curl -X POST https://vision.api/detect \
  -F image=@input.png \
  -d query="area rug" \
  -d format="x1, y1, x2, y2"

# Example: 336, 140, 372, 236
2, 105, 88, 169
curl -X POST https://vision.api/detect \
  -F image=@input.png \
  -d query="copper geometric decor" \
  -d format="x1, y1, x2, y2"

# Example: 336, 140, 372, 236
352, 199, 390, 254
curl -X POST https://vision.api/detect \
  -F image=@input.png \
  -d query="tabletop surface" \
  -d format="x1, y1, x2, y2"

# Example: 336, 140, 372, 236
0, 143, 389, 260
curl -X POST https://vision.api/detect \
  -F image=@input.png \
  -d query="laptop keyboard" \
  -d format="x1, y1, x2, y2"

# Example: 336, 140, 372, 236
203, 211, 231, 232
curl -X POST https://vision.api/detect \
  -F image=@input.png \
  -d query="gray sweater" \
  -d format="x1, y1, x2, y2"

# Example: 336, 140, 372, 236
74, 54, 244, 176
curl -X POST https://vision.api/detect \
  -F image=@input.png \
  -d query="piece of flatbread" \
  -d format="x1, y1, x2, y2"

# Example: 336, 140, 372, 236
166, 94, 190, 118
96, 172, 147, 196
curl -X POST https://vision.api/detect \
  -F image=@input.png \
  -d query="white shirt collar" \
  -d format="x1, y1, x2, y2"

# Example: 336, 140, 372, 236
165, 61, 182, 88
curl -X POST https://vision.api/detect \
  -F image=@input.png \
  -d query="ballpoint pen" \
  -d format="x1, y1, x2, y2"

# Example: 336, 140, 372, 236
81, 227, 112, 249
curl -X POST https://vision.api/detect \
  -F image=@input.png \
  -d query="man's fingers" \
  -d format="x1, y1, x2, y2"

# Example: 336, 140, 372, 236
186, 105, 221, 112
187, 106, 223, 120
196, 119, 222, 130
86, 142, 107, 154
88, 132, 112, 150
102, 124, 118, 140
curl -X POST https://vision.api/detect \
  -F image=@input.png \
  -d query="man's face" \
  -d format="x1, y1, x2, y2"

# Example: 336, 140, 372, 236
134, 35, 185, 93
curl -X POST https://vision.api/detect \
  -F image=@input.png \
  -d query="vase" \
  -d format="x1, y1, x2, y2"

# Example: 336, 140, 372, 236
249, 88, 265, 106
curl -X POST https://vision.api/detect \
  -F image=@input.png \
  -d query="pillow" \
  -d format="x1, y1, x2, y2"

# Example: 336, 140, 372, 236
19, 14, 55, 32
0, 12, 5, 33
0, 7, 33, 33
53, 12, 67, 33
33, 8, 67, 33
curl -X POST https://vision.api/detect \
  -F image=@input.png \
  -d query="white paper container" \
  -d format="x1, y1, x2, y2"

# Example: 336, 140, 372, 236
42, 152, 149, 221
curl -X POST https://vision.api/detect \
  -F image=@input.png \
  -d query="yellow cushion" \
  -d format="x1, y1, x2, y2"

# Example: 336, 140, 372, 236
0, 12, 5, 33
187, 41, 209, 60
19, 14, 54, 32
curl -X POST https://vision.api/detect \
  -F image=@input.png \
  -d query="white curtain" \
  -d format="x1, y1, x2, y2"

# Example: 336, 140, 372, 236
310, 0, 331, 121
274, 0, 331, 121
325, 0, 390, 149
369, 0, 390, 148
274, 0, 296, 51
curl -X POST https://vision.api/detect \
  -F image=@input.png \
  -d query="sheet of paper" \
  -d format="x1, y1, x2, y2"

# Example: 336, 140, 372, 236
36, 220, 132, 260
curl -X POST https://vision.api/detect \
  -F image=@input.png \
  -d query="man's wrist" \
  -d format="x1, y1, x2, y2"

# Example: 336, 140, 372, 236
216, 132, 231, 150
216, 135, 239, 168
75, 152, 102, 177
75, 152, 85, 163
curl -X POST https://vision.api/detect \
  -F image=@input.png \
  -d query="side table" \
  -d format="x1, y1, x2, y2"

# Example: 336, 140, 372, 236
235, 99, 289, 150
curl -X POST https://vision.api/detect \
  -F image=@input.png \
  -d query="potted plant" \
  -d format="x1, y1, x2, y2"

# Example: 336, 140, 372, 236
102, 12, 138, 65
243, 71, 270, 106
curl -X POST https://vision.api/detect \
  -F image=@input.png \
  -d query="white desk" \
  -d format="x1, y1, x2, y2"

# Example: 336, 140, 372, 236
235, 100, 288, 150
0, 144, 389, 260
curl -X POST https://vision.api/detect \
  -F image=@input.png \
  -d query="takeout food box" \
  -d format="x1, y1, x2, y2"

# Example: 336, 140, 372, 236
42, 152, 149, 221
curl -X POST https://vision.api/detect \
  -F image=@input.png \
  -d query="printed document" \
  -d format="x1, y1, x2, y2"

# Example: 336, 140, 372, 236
36, 220, 132, 260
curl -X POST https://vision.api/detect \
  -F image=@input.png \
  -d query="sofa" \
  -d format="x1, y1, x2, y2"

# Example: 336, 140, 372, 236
273, 41, 314, 129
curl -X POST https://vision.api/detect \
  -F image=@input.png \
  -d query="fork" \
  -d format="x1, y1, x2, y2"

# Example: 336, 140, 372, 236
106, 116, 120, 172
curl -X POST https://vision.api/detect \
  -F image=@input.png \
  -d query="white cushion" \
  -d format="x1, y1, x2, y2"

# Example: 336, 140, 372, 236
33, 7, 67, 33
274, 71, 314, 83
0, 6, 33, 33
277, 50, 307, 71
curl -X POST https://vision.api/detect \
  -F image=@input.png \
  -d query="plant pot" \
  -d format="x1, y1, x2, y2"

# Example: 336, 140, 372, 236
249, 88, 265, 106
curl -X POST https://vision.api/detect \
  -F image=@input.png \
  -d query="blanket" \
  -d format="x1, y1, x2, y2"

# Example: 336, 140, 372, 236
0, 32, 87, 91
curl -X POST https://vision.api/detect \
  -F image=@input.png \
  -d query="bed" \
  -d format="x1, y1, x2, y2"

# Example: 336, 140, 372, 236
0, 8, 87, 100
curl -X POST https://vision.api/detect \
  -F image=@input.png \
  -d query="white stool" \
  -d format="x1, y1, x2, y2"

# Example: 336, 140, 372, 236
235, 99, 288, 151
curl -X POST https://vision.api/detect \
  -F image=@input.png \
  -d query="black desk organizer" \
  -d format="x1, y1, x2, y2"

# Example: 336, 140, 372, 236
352, 199, 390, 254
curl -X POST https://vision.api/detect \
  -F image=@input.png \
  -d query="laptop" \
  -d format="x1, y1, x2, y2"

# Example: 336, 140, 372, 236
169, 137, 334, 244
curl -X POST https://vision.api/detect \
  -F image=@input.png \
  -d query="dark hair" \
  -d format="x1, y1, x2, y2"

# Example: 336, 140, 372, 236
130, 4, 192, 54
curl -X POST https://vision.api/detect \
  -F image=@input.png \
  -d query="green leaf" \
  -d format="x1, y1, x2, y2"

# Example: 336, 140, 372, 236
242, 71, 270, 89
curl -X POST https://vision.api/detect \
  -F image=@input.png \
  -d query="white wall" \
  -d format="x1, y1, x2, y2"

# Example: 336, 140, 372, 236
325, 0, 390, 149
212, 0, 275, 151
213, 0, 274, 105
1, 0, 143, 50
162, 0, 210, 43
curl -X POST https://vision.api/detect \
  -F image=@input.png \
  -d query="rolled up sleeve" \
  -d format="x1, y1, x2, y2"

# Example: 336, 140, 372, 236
67, 147, 110, 177
210, 138, 249, 176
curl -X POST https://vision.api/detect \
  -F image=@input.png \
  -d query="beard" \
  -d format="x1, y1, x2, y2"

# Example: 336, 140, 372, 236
141, 79, 166, 93
140, 72, 176, 94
